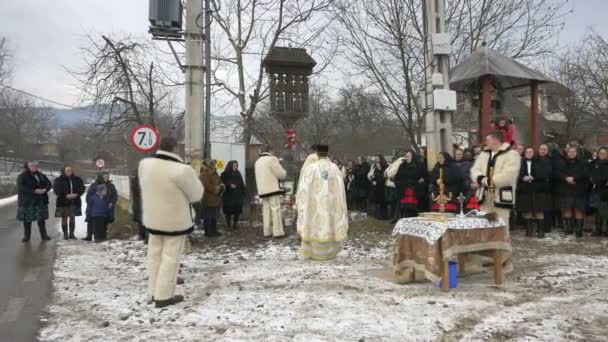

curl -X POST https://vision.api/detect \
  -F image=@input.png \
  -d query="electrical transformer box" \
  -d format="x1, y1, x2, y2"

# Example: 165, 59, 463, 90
149, 0, 183, 31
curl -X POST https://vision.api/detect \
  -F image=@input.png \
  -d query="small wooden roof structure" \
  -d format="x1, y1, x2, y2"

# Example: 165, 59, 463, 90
450, 44, 554, 91
449, 43, 560, 147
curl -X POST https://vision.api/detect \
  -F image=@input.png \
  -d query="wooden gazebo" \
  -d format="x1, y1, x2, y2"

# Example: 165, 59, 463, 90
450, 43, 556, 147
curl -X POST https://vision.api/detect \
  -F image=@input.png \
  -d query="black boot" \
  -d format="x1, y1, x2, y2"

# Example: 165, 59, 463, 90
68, 222, 76, 239
543, 217, 552, 233
536, 220, 545, 239
154, 295, 184, 308
225, 215, 232, 230
525, 219, 534, 237
564, 219, 573, 235
38, 221, 51, 241
575, 219, 584, 238
22, 222, 32, 243
592, 216, 603, 237
232, 214, 239, 230
61, 224, 69, 240
82, 222, 92, 241
211, 219, 222, 237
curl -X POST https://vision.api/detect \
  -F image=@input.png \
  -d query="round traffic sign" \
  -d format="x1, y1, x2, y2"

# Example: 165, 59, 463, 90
130, 124, 160, 153
95, 159, 105, 169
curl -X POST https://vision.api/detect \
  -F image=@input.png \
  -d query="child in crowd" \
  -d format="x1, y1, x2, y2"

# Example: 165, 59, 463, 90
87, 184, 111, 242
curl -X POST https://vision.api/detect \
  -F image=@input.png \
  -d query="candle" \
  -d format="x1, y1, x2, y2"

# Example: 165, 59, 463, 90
489, 167, 494, 187
439, 168, 443, 184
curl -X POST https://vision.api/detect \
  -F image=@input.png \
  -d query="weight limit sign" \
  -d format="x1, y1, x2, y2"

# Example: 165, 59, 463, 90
130, 124, 160, 153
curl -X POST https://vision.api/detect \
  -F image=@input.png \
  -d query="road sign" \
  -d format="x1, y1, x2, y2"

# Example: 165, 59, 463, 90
216, 160, 224, 170
130, 125, 160, 153
95, 159, 105, 169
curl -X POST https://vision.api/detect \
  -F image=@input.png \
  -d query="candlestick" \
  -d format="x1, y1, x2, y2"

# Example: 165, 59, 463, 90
457, 192, 467, 218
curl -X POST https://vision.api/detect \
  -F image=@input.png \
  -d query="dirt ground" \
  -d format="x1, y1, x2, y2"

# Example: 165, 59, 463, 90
39, 216, 608, 341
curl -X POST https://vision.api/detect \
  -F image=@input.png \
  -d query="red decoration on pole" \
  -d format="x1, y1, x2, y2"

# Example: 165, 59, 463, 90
285, 128, 296, 149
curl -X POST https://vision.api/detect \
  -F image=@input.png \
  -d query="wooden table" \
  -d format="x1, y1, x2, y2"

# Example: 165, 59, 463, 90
392, 217, 512, 292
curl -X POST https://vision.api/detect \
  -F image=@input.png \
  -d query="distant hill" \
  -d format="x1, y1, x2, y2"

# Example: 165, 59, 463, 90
49, 107, 97, 125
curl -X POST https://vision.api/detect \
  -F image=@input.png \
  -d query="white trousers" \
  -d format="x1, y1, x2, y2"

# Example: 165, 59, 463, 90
262, 195, 284, 237
147, 234, 186, 301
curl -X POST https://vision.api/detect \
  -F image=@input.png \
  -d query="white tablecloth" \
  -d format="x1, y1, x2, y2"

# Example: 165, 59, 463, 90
392, 217, 506, 245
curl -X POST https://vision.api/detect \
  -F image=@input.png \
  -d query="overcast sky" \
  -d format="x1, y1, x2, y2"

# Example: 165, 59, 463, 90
1, 0, 607, 110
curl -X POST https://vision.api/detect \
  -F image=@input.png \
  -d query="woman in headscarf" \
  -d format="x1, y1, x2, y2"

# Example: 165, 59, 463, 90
16, 161, 52, 242
589, 146, 608, 237
83, 172, 117, 241
394, 150, 427, 218
221, 160, 246, 230
516, 147, 552, 238
429, 152, 463, 213
368, 155, 388, 219
53, 164, 86, 240
558, 146, 590, 238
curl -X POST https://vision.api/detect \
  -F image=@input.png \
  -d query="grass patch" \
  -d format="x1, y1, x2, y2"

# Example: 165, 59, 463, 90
108, 197, 137, 240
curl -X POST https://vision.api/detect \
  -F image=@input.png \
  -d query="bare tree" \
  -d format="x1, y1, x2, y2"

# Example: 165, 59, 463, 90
0, 90, 56, 170
334, 0, 569, 151
72, 34, 182, 133
209, 0, 336, 144
0, 37, 11, 87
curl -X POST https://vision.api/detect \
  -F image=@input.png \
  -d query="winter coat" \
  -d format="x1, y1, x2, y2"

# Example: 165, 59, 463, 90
86, 175, 118, 223
453, 159, 472, 194
516, 157, 552, 195
138, 150, 204, 235
131, 175, 142, 223
557, 157, 590, 198
254, 153, 287, 198
590, 159, 608, 203
368, 162, 387, 203
351, 162, 371, 200
87, 194, 111, 218
394, 160, 427, 203
53, 174, 85, 208
17, 170, 52, 208
221, 162, 246, 214
430, 161, 464, 198
201, 169, 224, 208
470, 143, 521, 207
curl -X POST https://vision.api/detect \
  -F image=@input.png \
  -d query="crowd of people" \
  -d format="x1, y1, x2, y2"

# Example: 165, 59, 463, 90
334, 137, 608, 240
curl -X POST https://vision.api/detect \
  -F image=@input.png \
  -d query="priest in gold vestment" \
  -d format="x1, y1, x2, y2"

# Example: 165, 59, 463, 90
296, 145, 349, 261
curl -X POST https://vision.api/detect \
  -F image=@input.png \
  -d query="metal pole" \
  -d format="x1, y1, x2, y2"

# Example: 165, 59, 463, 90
185, 0, 205, 171
204, 0, 212, 158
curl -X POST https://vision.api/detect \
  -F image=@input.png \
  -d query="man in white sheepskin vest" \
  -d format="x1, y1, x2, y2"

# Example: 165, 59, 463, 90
470, 131, 521, 223
254, 145, 287, 238
138, 136, 204, 308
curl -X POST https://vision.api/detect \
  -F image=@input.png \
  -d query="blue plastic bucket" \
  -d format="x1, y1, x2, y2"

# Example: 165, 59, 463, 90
438, 261, 458, 289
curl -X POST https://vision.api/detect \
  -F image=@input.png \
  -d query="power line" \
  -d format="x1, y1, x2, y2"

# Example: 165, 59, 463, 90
0, 84, 83, 110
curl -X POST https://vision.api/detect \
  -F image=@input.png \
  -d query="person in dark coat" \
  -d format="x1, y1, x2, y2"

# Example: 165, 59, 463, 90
558, 146, 590, 238
394, 150, 427, 218
368, 155, 388, 219
548, 143, 564, 231
131, 171, 148, 243
589, 147, 608, 237
83, 172, 118, 241
351, 157, 371, 213
515, 147, 553, 238
53, 165, 86, 240
430, 152, 463, 213
16, 161, 52, 242
87, 184, 111, 242
221, 160, 246, 230
538, 144, 555, 234
453, 149, 472, 196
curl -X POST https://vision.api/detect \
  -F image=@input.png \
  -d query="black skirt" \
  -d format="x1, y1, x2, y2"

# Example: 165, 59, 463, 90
559, 194, 587, 210
516, 191, 552, 212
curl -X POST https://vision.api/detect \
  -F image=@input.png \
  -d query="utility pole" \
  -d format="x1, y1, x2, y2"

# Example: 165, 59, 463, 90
204, 0, 212, 158
184, 0, 205, 171
422, 0, 455, 169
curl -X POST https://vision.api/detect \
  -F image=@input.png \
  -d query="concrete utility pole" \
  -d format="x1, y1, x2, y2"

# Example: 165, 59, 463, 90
184, 0, 206, 171
422, 0, 454, 169
204, 0, 212, 158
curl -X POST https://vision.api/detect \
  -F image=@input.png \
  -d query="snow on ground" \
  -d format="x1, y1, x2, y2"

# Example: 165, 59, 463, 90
40, 216, 608, 341
0, 194, 17, 208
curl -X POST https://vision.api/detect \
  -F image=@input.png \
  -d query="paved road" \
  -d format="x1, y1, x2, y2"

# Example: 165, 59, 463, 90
0, 196, 57, 342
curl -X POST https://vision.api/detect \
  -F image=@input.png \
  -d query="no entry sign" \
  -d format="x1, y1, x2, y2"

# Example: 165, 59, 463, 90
130, 125, 160, 153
